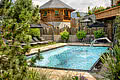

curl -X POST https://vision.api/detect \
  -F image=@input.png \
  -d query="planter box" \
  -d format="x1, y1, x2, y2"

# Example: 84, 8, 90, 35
95, 6, 120, 20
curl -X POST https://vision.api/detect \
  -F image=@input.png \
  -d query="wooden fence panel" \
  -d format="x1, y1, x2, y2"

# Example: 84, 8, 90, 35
42, 27, 106, 35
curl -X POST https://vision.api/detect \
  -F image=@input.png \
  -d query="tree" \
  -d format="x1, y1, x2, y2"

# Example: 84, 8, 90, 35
0, 0, 41, 79
0, 0, 12, 16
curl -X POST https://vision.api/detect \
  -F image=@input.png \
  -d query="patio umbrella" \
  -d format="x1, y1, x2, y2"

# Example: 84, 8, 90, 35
88, 21, 106, 28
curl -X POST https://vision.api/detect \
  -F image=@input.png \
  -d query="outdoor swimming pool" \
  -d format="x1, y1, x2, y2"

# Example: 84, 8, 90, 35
28, 46, 108, 71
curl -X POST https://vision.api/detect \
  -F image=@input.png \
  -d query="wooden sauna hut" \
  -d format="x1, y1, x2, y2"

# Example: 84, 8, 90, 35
40, 0, 75, 28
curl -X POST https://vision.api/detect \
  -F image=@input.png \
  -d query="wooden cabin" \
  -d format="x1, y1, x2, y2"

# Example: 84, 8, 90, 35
40, 0, 75, 28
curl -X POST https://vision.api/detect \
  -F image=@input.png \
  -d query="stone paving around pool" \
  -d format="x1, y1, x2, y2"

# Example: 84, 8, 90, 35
28, 43, 110, 80
31, 67, 96, 80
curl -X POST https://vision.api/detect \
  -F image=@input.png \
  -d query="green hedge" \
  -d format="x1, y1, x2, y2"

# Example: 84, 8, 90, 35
29, 28, 40, 37
76, 30, 86, 40
94, 29, 105, 39
60, 30, 69, 42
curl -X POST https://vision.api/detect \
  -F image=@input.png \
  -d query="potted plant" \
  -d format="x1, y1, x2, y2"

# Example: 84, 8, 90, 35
60, 30, 69, 43
76, 30, 86, 42
94, 29, 105, 39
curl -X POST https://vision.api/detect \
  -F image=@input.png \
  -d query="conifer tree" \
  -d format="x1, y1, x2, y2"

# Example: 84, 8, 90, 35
0, 0, 41, 79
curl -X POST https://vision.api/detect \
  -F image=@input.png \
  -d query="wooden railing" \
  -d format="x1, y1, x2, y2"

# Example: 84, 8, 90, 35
41, 15, 71, 22
95, 6, 120, 20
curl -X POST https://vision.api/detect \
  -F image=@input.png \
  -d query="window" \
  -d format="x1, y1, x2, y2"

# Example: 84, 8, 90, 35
65, 11, 68, 16
43, 11, 47, 16
55, 10, 59, 16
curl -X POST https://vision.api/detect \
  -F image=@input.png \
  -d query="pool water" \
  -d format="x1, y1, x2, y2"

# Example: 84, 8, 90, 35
28, 46, 108, 70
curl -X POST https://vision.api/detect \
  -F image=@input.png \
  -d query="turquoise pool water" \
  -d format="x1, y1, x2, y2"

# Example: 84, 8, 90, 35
28, 46, 108, 70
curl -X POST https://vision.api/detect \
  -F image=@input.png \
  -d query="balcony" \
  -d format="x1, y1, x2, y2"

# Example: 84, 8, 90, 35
95, 6, 120, 20
41, 15, 63, 22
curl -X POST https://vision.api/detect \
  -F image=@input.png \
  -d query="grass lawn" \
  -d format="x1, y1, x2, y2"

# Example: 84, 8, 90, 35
30, 42, 57, 49
0, 51, 2, 54
0, 42, 57, 55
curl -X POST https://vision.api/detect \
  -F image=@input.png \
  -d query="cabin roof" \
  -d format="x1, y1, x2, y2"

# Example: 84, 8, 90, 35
40, 0, 74, 10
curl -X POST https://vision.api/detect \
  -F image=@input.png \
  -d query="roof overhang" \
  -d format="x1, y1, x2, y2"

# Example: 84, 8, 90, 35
40, 8, 75, 11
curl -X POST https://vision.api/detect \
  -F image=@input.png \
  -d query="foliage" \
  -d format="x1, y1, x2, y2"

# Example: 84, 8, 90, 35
94, 6, 105, 13
0, 0, 12, 16
76, 30, 86, 40
88, 10, 92, 15
76, 12, 81, 17
94, 29, 105, 39
100, 16, 120, 80
88, 6, 105, 15
32, 5, 40, 24
88, 4, 120, 14
60, 30, 69, 41
72, 75, 88, 80
58, 75, 73, 80
29, 49, 44, 66
115, 16, 120, 42
0, 0, 42, 79
101, 45, 120, 80
29, 28, 40, 37
30, 42, 56, 49
88, 6, 92, 15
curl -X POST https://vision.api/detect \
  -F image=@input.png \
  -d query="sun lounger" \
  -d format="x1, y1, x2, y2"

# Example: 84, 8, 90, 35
21, 39, 38, 46
33, 37, 53, 44
30, 39, 38, 45
33, 37, 44, 44
39, 37, 45, 41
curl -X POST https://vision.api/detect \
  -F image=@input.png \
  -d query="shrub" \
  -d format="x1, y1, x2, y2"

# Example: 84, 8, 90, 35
16, 35, 32, 43
60, 30, 69, 42
94, 29, 105, 39
72, 74, 88, 80
76, 30, 86, 40
29, 28, 40, 37
101, 45, 120, 80
24, 69, 51, 80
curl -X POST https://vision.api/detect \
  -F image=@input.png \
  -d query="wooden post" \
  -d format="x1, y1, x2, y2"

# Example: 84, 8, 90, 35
40, 28, 43, 37
63, 9, 64, 20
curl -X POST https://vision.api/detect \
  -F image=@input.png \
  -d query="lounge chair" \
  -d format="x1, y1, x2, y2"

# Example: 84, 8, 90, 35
21, 39, 38, 46
33, 37, 53, 44
33, 37, 43, 44
39, 37, 45, 41
30, 39, 38, 45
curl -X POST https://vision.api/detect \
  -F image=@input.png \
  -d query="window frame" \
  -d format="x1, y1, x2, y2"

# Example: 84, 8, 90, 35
55, 10, 59, 16
43, 11, 47, 16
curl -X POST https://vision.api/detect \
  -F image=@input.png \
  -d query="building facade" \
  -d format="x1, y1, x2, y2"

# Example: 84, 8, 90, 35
40, 0, 75, 28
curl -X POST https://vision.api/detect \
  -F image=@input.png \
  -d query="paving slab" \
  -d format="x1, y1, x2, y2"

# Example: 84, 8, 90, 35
31, 68, 96, 80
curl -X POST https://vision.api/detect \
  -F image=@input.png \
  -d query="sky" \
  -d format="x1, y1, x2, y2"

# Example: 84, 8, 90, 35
0, 0, 111, 12
32, 0, 111, 12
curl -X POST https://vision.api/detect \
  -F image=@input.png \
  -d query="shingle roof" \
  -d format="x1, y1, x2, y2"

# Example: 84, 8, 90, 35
40, 0, 74, 10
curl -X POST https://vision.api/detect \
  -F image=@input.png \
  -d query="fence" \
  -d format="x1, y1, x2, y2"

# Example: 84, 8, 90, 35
42, 26, 107, 35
